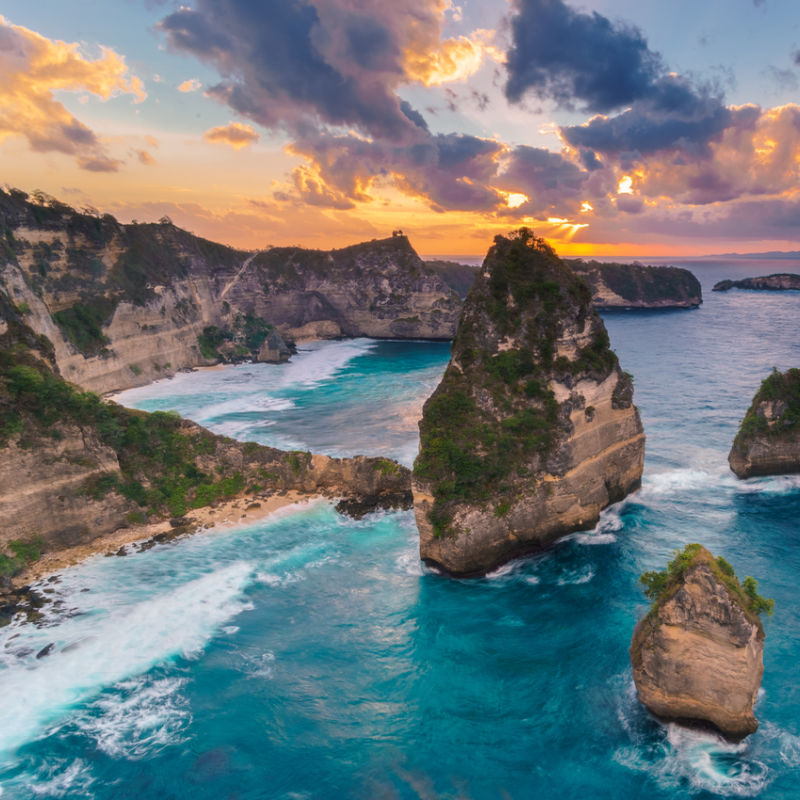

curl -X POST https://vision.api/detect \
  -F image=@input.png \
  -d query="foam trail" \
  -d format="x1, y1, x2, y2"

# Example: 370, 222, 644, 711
0, 563, 253, 758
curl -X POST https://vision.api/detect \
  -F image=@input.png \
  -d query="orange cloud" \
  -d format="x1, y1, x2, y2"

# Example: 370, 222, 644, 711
203, 122, 260, 150
405, 30, 501, 86
178, 78, 201, 93
0, 16, 145, 170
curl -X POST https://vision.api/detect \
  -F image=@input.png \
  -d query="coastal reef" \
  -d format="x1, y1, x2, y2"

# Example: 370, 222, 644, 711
567, 260, 702, 308
729, 368, 800, 478
631, 544, 771, 741
713, 274, 800, 292
0, 291, 411, 583
412, 230, 645, 576
0, 188, 460, 394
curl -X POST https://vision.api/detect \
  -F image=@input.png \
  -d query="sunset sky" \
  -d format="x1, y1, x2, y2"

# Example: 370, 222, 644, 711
1, 0, 799, 257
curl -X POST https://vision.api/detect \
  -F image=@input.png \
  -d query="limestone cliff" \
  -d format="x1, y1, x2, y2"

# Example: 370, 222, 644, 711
714, 274, 800, 292
631, 544, 770, 741
729, 368, 800, 478
412, 230, 645, 577
567, 260, 702, 308
0, 292, 410, 579
0, 189, 460, 393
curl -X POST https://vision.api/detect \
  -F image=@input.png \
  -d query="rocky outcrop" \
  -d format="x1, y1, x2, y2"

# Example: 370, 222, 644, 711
424, 260, 480, 298
0, 292, 411, 572
713, 274, 800, 292
0, 189, 460, 393
631, 545, 768, 741
412, 230, 645, 577
729, 368, 800, 478
567, 260, 702, 308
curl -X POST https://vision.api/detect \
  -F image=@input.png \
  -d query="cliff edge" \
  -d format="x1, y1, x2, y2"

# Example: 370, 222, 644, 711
412, 230, 645, 577
568, 260, 702, 308
631, 544, 771, 740
714, 274, 800, 292
729, 368, 800, 478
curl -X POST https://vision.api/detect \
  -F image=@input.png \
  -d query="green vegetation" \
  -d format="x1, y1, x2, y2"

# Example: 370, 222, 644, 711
0, 537, 44, 578
52, 298, 118, 356
198, 314, 277, 362
568, 260, 701, 304
639, 543, 774, 619
414, 229, 618, 537
736, 368, 800, 441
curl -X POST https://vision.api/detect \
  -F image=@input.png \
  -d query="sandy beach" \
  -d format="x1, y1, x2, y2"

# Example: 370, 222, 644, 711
12, 490, 323, 589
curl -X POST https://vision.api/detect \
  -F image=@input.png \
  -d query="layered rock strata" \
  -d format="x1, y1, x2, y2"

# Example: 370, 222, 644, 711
713, 274, 800, 292
0, 189, 460, 393
729, 368, 800, 478
568, 260, 702, 308
631, 545, 766, 740
412, 230, 645, 577
0, 292, 411, 567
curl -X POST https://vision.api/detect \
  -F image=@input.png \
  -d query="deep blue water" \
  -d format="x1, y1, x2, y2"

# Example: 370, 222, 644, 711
2, 259, 800, 798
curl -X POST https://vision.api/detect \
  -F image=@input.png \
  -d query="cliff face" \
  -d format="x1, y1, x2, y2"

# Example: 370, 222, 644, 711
714, 273, 800, 292
412, 231, 645, 577
0, 293, 411, 575
729, 368, 800, 478
631, 546, 767, 741
568, 260, 702, 308
0, 189, 460, 394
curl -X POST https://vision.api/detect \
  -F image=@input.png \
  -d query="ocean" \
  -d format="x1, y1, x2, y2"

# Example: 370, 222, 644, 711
1, 258, 799, 798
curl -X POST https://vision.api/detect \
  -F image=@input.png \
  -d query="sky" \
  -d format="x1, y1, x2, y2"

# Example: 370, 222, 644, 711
1, 0, 799, 257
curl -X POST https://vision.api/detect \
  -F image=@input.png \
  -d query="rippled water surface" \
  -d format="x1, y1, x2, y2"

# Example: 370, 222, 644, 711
2, 260, 800, 798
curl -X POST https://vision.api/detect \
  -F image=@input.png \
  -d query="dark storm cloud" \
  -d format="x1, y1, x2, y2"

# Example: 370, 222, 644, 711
505, 0, 731, 155
158, 0, 424, 141
505, 0, 662, 113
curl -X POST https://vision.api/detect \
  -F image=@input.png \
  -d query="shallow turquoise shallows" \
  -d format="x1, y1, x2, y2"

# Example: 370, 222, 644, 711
2, 258, 800, 798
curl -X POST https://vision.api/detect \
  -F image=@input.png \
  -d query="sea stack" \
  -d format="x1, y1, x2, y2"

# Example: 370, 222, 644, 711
631, 544, 770, 741
412, 230, 645, 576
729, 368, 800, 478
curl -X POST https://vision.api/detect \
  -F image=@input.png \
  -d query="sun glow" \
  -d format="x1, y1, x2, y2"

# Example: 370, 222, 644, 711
506, 192, 528, 209
580, 201, 593, 212
617, 176, 634, 194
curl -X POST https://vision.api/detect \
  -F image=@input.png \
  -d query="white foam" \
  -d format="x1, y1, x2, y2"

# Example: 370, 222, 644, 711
75, 676, 190, 759
0, 563, 253, 758
27, 759, 95, 798
556, 566, 594, 585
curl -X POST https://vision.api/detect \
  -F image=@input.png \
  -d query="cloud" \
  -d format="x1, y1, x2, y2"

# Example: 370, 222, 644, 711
178, 78, 202, 92
506, 0, 730, 157
0, 15, 144, 169
203, 121, 260, 149
137, 149, 156, 165
158, 0, 504, 211
505, 0, 662, 113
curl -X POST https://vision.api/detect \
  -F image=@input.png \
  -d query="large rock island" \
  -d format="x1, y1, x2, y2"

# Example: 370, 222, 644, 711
713, 274, 800, 292
567, 260, 702, 308
729, 368, 800, 478
412, 230, 645, 576
631, 544, 771, 740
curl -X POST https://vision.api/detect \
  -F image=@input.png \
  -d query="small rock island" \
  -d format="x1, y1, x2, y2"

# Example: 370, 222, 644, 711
412, 229, 645, 576
729, 368, 800, 478
568, 260, 702, 308
631, 544, 771, 741
713, 274, 800, 292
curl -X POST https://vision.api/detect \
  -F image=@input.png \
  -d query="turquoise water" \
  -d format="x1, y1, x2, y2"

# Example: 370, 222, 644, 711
2, 260, 800, 797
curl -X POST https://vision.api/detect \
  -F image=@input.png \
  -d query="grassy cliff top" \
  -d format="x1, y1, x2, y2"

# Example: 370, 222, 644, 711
735, 368, 800, 444
414, 229, 622, 536
639, 543, 773, 626
567, 259, 701, 304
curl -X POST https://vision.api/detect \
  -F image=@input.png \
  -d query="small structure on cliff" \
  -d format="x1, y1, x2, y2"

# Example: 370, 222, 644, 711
631, 544, 771, 741
411, 229, 645, 576
729, 368, 800, 478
